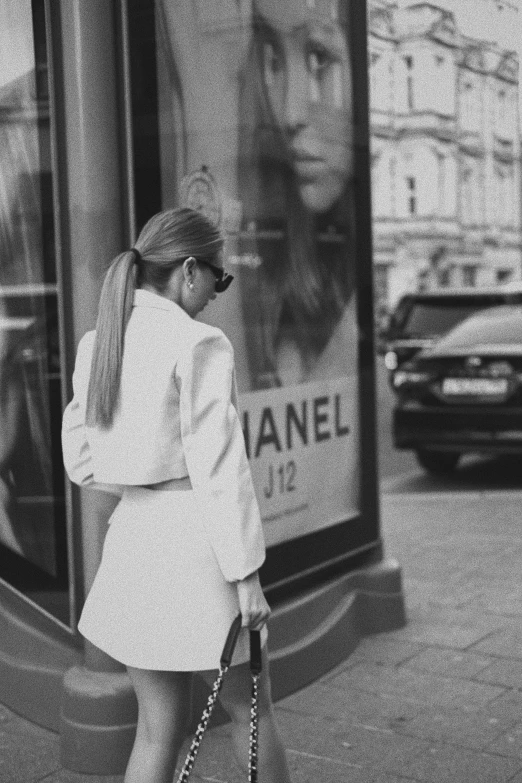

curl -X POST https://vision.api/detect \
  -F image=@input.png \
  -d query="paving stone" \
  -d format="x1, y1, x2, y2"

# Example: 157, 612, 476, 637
0, 717, 60, 783
177, 731, 380, 783
400, 579, 483, 611
504, 772, 522, 783
326, 662, 505, 710
346, 637, 426, 666
286, 750, 374, 783
278, 683, 425, 729
41, 725, 242, 783
486, 690, 522, 721
485, 722, 522, 759
379, 618, 502, 649
473, 587, 522, 606
398, 744, 522, 783
473, 658, 522, 688
276, 710, 430, 776
470, 627, 522, 659
174, 728, 244, 783
40, 772, 123, 783
468, 595, 522, 619
368, 775, 425, 783
439, 607, 508, 629
393, 706, 515, 751
401, 647, 493, 679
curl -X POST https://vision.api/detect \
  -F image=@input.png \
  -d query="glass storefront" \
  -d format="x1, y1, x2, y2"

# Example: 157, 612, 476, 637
0, 7, 402, 763
0, 7, 406, 765
0, 0, 69, 624
128, 0, 374, 594
0, 0, 377, 625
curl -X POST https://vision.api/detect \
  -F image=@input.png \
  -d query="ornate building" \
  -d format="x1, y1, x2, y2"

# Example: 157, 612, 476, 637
368, 0, 521, 314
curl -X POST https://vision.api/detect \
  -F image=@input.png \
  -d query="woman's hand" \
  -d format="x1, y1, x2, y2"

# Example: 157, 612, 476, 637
236, 571, 271, 631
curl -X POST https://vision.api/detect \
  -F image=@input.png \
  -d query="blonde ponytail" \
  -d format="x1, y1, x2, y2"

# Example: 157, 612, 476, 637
86, 251, 137, 428
85, 207, 223, 429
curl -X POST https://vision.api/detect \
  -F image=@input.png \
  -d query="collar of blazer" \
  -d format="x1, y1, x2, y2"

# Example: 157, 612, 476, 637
134, 288, 188, 316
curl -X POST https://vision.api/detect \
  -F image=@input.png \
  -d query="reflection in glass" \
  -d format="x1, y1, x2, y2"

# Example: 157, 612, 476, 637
0, 0, 68, 621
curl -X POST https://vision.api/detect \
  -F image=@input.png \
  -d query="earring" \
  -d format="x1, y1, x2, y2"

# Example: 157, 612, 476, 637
188, 281, 194, 290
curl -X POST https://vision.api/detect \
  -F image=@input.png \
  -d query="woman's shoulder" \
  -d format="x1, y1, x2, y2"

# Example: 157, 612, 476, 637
189, 319, 230, 348
178, 320, 234, 371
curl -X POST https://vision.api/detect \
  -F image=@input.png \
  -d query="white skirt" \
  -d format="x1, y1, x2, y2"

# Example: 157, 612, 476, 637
78, 486, 267, 670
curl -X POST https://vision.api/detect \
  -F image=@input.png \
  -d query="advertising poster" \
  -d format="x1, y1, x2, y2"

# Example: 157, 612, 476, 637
156, 0, 361, 548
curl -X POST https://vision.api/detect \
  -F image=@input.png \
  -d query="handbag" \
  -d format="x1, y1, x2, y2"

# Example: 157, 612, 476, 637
176, 614, 262, 783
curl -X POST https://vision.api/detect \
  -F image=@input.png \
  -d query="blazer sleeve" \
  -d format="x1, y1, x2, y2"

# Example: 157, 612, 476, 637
177, 331, 266, 582
61, 334, 122, 496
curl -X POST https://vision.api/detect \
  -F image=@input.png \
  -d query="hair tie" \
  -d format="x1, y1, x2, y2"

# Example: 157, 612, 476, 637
130, 247, 141, 264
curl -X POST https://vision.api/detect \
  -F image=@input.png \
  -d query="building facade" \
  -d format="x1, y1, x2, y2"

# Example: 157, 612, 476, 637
369, 0, 522, 316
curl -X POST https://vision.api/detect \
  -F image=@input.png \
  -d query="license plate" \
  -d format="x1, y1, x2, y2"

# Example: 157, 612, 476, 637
442, 378, 508, 396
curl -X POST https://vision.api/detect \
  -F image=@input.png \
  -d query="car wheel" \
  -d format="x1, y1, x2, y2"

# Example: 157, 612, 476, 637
415, 450, 460, 475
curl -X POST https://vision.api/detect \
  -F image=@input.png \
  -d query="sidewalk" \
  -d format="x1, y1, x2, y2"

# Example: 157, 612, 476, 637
3, 489, 522, 782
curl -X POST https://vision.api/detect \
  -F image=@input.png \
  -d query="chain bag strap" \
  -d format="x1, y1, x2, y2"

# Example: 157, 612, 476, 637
176, 614, 262, 783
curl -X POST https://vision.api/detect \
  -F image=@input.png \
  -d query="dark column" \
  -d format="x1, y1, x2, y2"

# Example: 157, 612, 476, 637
58, 0, 137, 773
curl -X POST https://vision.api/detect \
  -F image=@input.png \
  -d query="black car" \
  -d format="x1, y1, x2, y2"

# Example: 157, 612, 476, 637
392, 305, 522, 474
384, 285, 522, 381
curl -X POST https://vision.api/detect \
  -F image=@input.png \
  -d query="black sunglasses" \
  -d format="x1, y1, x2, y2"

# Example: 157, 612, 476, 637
196, 259, 234, 293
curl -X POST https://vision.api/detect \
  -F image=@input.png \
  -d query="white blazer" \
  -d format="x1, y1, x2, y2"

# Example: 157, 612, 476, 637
61, 288, 266, 581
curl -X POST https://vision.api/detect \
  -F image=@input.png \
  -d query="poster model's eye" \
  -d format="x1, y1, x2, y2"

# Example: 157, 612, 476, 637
307, 42, 344, 108
307, 44, 333, 80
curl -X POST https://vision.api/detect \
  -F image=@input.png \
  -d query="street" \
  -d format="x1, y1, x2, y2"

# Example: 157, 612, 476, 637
2, 359, 522, 783
375, 356, 522, 493
7, 447, 522, 783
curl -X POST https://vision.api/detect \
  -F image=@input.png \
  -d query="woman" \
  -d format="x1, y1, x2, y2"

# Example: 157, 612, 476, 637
61, 207, 291, 783
237, 0, 357, 389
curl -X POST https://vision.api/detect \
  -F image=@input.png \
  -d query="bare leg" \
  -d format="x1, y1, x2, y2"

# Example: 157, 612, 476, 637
124, 667, 193, 783
218, 647, 291, 783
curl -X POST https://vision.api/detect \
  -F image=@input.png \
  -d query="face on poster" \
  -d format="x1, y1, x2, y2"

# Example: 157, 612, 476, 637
158, 0, 360, 546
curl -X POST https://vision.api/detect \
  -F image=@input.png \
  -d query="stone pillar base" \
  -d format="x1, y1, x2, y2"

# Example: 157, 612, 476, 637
60, 667, 137, 775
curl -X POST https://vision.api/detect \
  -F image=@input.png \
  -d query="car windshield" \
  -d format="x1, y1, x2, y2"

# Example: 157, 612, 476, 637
401, 297, 499, 337
436, 306, 522, 349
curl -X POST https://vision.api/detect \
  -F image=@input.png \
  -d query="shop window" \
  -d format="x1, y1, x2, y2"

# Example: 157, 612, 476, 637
497, 88, 507, 130
389, 157, 396, 214
461, 81, 476, 128
461, 167, 473, 224
462, 265, 477, 287
495, 165, 513, 226
406, 176, 417, 215
438, 268, 451, 287
437, 154, 447, 215
496, 269, 512, 284
404, 55, 414, 110
0, 0, 69, 624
